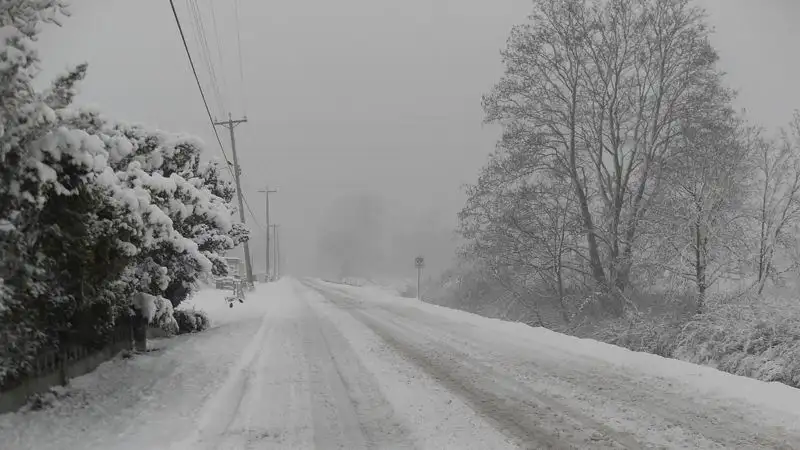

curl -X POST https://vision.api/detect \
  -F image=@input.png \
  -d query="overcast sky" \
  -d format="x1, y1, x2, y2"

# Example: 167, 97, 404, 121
35, 0, 800, 277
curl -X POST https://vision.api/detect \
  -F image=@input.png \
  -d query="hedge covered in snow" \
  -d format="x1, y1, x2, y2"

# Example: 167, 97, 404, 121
0, 2, 247, 384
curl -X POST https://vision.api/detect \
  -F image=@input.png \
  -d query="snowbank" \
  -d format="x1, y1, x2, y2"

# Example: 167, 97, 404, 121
0, 280, 295, 450
315, 280, 800, 419
334, 276, 416, 298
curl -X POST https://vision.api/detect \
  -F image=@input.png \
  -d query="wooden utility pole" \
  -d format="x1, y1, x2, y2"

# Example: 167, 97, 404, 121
270, 224, 280, 279
276, 225, 281, 277
258, 187, 277, 281
213, 113, 254, 284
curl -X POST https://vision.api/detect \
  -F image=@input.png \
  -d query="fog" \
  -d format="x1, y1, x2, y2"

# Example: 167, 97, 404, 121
35, 0, 800, 279
312, 193, 456, 279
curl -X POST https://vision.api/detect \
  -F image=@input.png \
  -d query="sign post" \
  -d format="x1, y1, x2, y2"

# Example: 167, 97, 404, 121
414, 256, 425, 301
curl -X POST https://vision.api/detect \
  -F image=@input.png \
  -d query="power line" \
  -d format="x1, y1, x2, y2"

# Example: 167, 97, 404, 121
241, 180, 269, 231
237, 179, 265, 231
196, 1, 226, 115
184, 1, 216, 113
233, 0, 247, 115
172, 0, 262, 240
185, 0, 226, 116
168, 0, 234, 173
241, 179, 268, 231
187, 0, 220, 113
243, 195, 265, 232
207, 0, 229, 107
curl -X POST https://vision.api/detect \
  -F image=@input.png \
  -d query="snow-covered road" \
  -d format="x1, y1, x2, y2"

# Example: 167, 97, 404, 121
4, 278, 800, 449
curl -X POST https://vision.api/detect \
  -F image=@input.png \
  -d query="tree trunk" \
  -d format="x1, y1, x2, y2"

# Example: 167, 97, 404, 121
569, 141, 606, 288
694, 222, 707, 314
568, 75, 607, 290
555, 264, 569, 324
131, 312, 147, 352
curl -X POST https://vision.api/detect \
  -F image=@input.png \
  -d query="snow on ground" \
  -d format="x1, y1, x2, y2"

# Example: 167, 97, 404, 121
0, 280, 292, 450
319, 280, 800, 420
5, 277, 800, 449
312, 279, 800, 448
178, 282, 273, 327
334, 277, 415, 297
166, 279, 515, 450
295, 280, 516, 450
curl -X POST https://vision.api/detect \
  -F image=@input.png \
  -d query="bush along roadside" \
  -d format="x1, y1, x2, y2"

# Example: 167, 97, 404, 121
142, 294, 211, 337
427, 268, 800, 391
174, 309, 211, 335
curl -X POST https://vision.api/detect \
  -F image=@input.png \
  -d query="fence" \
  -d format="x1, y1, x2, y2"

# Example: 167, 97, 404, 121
0, 317, 133, 414
147, 322, 171, 339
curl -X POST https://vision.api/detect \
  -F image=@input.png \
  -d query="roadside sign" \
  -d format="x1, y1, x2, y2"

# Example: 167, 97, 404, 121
415, 256, 424, 300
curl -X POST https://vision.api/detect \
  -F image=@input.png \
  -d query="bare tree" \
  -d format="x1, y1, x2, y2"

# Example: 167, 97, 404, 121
482, 0, 604, 286
460, 164, 583, 323
752, 112, 800, 294
461, 144, 581, 307
479, 0, 730, 315
645, 99, 751, 313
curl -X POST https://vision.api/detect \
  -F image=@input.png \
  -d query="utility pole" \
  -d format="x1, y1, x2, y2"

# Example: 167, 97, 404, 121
270, 224, 280, 279
276, 225, 280, 278
258, 187, 277, 281
213, 113, 254, 284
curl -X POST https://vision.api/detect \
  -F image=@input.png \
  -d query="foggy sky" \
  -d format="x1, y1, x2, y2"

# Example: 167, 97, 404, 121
35, 0, 800, 277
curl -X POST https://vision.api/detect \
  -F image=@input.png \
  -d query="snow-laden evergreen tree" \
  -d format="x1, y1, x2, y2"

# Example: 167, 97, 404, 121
57, 110, 249, 306
0, 1, 145, 379
0, 1, 247, 382
106, 125, 248, 306
196, 159, 250, 275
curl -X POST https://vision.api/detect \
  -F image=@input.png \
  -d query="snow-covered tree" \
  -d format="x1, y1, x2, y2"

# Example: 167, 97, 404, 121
0, 1, 245, 382
57, 113, 248, 306
644, 102, 752, 312
0, 2, 144, 378
477, 0, 733, 315
750, 113, 800, 294
106, 125, 247, 306
460, 158, 583, 323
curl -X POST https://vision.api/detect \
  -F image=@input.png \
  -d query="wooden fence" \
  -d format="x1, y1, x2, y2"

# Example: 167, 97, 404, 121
0, 317, 133, 414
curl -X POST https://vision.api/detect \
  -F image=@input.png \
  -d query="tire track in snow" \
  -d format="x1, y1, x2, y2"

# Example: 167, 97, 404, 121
168, 304, 275, 450
214, 306, 316, 449
174, 281, 416, 450
353, 308, 634, 449
209, 319, 287, 450
301, 280, 521, 449
298, 283, 417, 450
305, 283, 634, 449
315, 282, 800, 449
376, 299, 800, 450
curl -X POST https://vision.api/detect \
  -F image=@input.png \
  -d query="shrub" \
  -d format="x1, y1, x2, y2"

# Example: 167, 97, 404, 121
173, 308, 211, 334
174, 309, 197, 334
673, 302, 800, 387
592, 313, 682, 358
192, 310, 211, 332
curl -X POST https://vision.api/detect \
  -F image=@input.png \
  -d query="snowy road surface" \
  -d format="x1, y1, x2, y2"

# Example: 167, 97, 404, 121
4, 278, 800, 449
